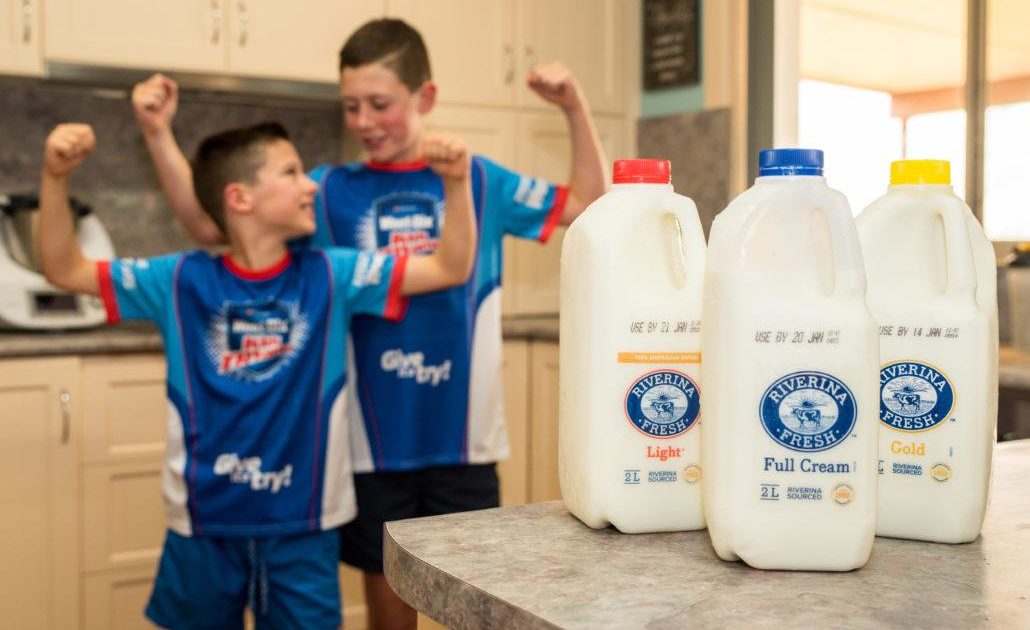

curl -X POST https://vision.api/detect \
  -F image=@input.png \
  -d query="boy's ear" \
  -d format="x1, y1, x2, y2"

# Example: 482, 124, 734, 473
416, 81, 437, 115
223, 183, 253, 215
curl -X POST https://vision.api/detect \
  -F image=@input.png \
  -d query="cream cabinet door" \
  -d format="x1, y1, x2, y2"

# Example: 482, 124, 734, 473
504, 112, 627, 315
386, 0, 516, 107
0, 357, 81, 630
81, 564, 158, 630
517, 0, 630, 115
528, 341, 560, 502
498, 339, 530, 506
226, 0, 384, 82
45, 0, 225, 72
0, 0, 42, 75
81, 355, 167, 464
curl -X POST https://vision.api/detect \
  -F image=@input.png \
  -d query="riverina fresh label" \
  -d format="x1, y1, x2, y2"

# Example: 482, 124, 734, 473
624, 370, 701, 439
760, 371, 858, 453
879, 360, 955, 432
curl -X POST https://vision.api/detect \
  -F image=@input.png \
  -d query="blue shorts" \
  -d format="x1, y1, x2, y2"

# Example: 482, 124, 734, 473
145, 529, 341, 630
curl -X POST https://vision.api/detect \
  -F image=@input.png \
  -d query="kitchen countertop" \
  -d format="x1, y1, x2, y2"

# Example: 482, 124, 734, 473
384, 439, 1030, 629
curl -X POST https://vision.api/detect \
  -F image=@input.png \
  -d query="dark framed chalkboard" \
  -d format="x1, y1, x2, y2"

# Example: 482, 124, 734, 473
642, 0, 700, 90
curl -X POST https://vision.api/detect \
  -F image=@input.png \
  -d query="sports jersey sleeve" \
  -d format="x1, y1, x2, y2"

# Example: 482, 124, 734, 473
95, 254, 182, 324
326, 247, 409, 322
308, 163, 336, 249
480, 156, 569, 243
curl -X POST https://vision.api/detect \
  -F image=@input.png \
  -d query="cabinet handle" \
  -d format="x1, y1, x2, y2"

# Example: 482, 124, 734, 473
524, 45, 538, 71
238, 2, 249, 46
21, 0, 32, 44
504, 44, 515, 84
210, 1, 222, 45
59, 389, 71, 444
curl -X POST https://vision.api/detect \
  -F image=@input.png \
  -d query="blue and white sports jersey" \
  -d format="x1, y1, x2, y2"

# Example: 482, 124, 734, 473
97, 249, 407, 537
308, 156, 567, 472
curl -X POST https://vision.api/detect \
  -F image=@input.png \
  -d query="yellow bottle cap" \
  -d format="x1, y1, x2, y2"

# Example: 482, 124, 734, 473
890, 160, 951, 185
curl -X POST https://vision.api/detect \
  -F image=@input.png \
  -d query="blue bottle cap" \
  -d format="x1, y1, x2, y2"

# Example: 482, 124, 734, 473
758, 148, 824, 177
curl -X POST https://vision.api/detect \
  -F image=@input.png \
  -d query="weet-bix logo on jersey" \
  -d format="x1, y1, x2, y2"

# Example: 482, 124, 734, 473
205, 299, 308, 381
367, 192, 442, 256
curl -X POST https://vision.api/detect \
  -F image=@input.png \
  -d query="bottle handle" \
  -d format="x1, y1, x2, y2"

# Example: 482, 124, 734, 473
933, 193, 978, 298
816, 197, 866, 297
658, 194, 705, 292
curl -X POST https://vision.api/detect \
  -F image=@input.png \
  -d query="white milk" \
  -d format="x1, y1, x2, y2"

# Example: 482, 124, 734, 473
701, 149, 878, 571
857, 160, 998, 544
559, 159, 707, 533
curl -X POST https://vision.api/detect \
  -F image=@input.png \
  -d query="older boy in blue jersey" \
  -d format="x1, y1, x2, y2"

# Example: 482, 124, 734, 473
131, 17, 608, 629
37, 121, 475, 629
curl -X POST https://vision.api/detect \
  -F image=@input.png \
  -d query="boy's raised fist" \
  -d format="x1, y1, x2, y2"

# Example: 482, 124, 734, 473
423, 133, 470, 182
132, 73, 179, 135
527, 61, 585, 112
44, 124, 96, 177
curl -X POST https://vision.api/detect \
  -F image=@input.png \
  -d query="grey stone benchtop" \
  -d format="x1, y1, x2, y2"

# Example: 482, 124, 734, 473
385, 440, 1030, 629
0, 321, 163, 358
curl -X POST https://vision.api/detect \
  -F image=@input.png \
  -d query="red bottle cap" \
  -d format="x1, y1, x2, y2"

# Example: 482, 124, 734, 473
612, 159, 671, 184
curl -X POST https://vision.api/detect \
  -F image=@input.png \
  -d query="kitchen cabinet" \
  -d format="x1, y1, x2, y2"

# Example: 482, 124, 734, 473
389, 0, 630, 115
0, 357, 80, 630
43, 0, 384, 82
505, 112, 630, 316
430, 104, 630, 317
0, 0, 42, 75
498, 339, 560, 506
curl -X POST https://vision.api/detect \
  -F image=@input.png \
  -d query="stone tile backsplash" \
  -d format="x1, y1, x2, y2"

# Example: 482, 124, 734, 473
0, 77, 341, 257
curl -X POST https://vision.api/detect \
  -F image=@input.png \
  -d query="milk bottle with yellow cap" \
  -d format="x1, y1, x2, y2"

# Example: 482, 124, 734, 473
702, 149, 878, 571
857, 160, 998, 543
559, 158, 707, 533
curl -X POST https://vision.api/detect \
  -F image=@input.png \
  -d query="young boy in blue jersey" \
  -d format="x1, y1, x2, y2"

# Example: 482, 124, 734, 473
130, 17, 608, 629
37, 120, 476, 629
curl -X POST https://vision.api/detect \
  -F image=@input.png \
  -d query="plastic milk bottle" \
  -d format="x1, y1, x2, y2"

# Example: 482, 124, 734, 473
559, 159, 707, 533
857, 160, 998, 543
701, 149, 878, 570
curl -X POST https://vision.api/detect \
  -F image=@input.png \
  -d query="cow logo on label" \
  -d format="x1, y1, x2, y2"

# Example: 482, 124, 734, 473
760, 371, 857, 453
624, 370, 700, 439
879, 360, 955, 432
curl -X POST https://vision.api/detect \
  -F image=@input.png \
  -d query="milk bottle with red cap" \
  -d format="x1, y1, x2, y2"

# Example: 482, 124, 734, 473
701, 149, 878, 570
857, 160, 998, 544
559, 159, 707, 533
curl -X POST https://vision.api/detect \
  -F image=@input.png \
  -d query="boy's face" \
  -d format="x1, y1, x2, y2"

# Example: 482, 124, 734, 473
244, 139, 317, 238
340, 62, 433, 164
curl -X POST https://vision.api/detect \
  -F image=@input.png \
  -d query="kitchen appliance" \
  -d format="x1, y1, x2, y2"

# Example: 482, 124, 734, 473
0, 193, 115, 329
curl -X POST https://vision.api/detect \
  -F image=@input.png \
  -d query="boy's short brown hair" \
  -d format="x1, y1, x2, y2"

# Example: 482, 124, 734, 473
338, 18, 432, 92
191, 122, 290, 232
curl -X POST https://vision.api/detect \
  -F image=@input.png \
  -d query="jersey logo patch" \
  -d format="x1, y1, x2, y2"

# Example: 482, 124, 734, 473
206, 299, 308, 381
368, 192, 442, 256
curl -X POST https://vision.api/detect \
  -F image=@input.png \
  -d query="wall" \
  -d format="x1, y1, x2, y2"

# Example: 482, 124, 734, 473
0, 77, 341, 257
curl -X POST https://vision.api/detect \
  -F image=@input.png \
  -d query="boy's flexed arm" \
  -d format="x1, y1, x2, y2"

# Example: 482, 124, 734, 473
527, 61, 608, 225
38, 124, 100, 296
132, 74, 226, 246
400, 134, 476, 296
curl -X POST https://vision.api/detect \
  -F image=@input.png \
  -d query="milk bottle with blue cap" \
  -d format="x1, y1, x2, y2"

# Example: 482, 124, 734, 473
701, 149, 878, 570
559, 158, 707, 533
857, 160, 998, 544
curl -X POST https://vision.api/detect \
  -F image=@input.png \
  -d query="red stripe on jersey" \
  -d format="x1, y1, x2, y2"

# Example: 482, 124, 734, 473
538, 185, 569, 243
95, 260, 121, 324
383, 255, 410, 322
222, 252, 292, 280
366, 160, 429, 172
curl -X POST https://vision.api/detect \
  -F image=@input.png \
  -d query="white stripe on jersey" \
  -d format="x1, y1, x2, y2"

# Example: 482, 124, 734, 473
164, 401, 191, 536
465, 289, 511, 463
347, 335, 377, 473
321, 384, 358, 529
526, 178, 549, 210
513, 175, 533, 207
